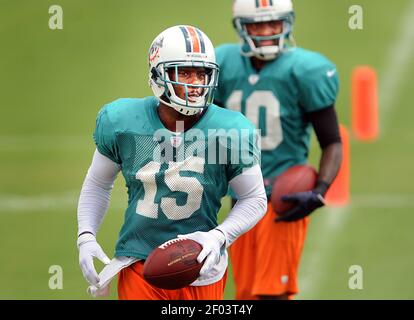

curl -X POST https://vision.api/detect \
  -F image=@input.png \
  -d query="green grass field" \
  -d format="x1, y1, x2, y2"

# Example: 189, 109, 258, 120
1, 0, 414, 299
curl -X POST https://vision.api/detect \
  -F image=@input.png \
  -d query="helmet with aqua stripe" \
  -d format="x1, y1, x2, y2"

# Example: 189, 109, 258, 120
233, 0, 295, 61
148, 25, 219, 116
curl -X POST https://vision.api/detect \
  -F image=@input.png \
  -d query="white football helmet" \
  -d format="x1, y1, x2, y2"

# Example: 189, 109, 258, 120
148, 25, 219, 116
233, 0, 295, 61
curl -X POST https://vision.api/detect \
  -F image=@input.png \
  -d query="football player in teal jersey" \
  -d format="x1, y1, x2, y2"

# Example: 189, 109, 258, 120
215, 0, 343, 299
76, 25, 267, 300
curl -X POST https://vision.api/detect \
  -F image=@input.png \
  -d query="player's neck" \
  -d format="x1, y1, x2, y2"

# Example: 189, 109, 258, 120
250, 57, 268, 72
157, 103, 204, 132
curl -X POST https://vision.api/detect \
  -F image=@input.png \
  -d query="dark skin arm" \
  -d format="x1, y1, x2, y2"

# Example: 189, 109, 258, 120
310, 105, 343, 195
314, 142, 343, 196
276, 106, 342, 222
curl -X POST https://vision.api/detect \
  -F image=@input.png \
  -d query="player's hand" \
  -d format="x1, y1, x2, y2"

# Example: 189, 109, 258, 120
177, 229, 226, 277
275, 191, 325, 223
77, 233, 111, 286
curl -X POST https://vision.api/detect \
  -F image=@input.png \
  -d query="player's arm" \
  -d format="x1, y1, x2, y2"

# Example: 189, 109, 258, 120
311, 105, 343, 194
277, 105, 342, 222
77, 149, 121, 285
179, 165, 267, 276
219, 165, 268, 245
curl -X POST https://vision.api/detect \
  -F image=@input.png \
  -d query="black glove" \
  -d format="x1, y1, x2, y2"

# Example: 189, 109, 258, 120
275, 190, 325, 223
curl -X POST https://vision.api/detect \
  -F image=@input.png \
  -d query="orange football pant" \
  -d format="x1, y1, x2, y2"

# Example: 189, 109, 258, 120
230, 202, 309, 299
118, 260, 227, 300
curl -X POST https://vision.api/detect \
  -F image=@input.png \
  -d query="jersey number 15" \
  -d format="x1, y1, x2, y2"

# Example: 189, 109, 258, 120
135, 157, 205, 220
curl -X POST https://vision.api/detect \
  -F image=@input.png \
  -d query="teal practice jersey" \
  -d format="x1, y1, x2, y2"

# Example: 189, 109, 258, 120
93, 97, 259, 259
215, 44, 339, 197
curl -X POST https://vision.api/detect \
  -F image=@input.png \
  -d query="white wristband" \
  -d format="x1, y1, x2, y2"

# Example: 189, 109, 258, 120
77, 233, 96, 249
210, 228, 226, 248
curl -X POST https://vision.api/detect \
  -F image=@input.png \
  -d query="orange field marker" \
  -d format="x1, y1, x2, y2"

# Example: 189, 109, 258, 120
351, 66, 379, 141
325, 124, 350, 206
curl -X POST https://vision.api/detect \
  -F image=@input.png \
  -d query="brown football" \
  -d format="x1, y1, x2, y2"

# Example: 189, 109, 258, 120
271, 165, 318, 216
143, 238, 203, 290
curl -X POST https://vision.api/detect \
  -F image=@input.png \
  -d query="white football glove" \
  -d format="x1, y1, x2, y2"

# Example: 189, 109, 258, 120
177, 229, 226, 277
77, 233, 111, 286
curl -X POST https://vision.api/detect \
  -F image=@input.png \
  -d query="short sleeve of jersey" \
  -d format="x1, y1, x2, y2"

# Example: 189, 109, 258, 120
93, 105, 121, 164
295, 52, 339, 113
226, 125, 261, 181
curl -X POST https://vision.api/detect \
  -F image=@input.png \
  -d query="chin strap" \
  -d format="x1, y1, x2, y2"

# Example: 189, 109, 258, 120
240, 34, 297, 62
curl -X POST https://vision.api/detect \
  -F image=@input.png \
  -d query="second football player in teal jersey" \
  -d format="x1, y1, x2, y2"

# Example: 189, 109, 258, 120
215, 0, 343, 299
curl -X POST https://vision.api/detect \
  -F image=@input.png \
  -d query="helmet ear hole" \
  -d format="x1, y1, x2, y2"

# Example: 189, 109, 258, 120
232, 18, 237, 29
151, 68, 158, 81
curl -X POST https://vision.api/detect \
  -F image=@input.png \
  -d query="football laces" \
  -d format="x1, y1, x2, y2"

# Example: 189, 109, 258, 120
158, 238, 185, 250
